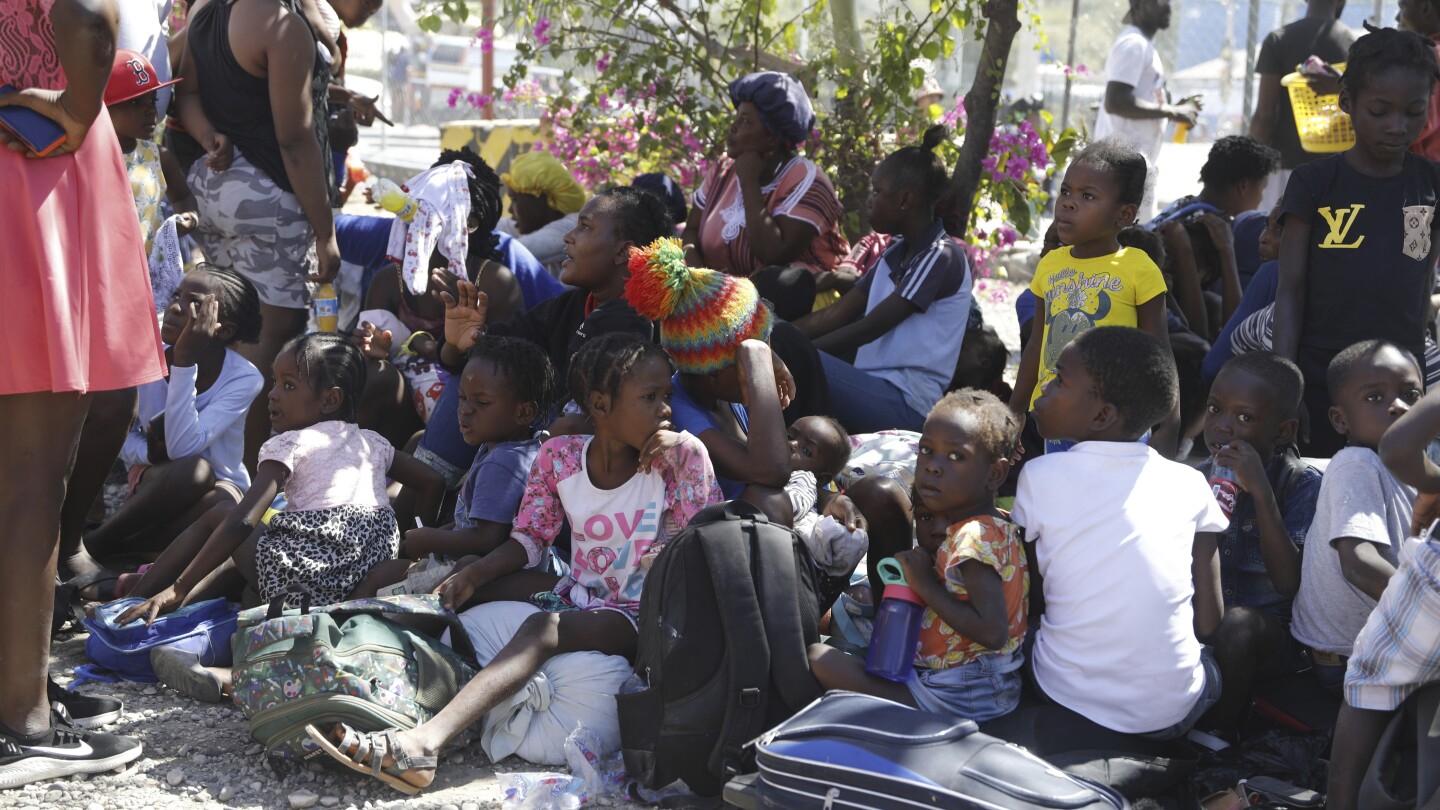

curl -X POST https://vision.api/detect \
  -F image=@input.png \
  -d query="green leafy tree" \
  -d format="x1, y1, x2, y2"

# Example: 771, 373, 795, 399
425, 0, 1071, 273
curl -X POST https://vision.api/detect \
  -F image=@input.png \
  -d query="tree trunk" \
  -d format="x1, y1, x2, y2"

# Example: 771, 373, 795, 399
949, 0, 1022, 236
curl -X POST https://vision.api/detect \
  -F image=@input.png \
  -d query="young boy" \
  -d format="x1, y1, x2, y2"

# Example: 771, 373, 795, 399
1327, 383, 1440, 810
1291, 340, 1423, 694
1198, 352, 1322, 732
1013, 326, 1227, 738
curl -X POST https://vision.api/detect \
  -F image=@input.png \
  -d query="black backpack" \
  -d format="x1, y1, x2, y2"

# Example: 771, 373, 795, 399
617, 501, 823, 797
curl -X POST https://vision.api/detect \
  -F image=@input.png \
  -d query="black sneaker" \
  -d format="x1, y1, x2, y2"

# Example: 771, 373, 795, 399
0, 710, 142, 789
47, 679, 122, 729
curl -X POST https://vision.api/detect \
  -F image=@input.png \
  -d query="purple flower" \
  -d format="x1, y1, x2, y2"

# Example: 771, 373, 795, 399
446, 87, 463, 108
596, 53, 611, 73
533, 17, 551, 46
475, 27, 493, 54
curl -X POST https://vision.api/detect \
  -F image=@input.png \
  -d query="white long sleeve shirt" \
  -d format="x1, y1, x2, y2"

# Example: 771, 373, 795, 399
120, 349, 264, 490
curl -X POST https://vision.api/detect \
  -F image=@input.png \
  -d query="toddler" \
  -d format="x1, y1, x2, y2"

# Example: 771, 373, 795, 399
809, 389, 1027, 722
1014, 326, 1226, 739
1291, 340, 1423, 693
360, 336, 556, 594
785, 415, 851, 537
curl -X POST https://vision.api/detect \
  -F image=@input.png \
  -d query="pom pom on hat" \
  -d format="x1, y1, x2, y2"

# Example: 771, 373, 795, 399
626, 238, 774, 374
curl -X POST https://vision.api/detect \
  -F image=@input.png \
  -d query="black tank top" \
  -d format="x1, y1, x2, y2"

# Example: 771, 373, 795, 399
189, 0, 334, 200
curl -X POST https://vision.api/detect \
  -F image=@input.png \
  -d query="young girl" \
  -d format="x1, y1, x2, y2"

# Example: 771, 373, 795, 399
794, 125, 973, 434
304, 333, 721, 794
1273, 25, 1440, 456
357, 336, 556, 595
117, 334, 446, 634
808, 389, 1028, 722
1009, 138, 1173, 454
81, 265, 265, 597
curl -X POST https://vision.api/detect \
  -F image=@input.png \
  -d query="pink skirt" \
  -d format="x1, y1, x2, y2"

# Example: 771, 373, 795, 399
0, 110, 165, 394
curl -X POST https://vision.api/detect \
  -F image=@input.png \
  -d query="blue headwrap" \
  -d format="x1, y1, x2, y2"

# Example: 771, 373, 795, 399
728, 71, 816, 150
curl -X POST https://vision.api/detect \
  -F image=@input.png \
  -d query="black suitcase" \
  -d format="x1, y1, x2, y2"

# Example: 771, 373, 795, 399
726, 691, 1130, 810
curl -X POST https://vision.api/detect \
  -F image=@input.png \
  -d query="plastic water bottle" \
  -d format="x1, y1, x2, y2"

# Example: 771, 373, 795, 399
313, 283, 339, 332
864, 558, 925, 683
1208, 461, 1241, 519
371, 177, 419, 222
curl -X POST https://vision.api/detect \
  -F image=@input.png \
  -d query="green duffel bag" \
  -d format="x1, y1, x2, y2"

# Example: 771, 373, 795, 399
231, 591, 479, 763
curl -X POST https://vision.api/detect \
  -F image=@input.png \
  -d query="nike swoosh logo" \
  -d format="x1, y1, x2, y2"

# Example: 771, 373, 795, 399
23, 741, 93, 757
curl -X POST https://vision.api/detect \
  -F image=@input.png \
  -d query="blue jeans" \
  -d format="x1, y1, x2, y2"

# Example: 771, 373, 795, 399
820, 353, 926, 434
907, 647, 1024, 723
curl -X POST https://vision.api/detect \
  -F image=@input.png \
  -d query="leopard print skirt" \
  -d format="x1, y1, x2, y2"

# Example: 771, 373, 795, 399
255, 506, 400, 607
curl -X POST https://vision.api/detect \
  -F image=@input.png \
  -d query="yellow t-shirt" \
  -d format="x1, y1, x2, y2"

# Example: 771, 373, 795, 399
1027, 246, 1167, 407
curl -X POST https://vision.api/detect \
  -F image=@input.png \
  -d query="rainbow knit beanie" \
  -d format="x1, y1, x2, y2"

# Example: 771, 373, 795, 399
625, 237, 774, 374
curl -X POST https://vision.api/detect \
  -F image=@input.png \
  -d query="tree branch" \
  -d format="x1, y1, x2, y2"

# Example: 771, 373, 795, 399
949, 0, 1021, 235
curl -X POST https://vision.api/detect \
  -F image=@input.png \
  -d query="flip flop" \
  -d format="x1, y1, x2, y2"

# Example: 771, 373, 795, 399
304, 723, 435, 796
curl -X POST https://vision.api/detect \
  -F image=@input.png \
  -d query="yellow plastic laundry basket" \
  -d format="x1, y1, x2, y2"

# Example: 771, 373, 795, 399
1281, 62, 1354, 153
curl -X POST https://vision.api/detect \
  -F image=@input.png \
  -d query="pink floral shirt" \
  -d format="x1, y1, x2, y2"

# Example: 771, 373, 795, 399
512, 432, 722, 612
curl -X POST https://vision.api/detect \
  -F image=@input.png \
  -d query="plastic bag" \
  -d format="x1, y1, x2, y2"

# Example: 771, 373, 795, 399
499, 726, 629, 809
1189, 729, 1331, 798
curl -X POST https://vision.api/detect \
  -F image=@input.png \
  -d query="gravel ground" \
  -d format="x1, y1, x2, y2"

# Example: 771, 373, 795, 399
27, 277, 1028, 810
44, 629, 628, 810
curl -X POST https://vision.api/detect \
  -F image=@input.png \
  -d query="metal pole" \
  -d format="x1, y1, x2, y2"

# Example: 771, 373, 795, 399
482, 0, 495, 120
1058, 0, 1081, 131
1243, 0, 1260, 130
1373, 0, 1384, 25
381, 0, 389, 148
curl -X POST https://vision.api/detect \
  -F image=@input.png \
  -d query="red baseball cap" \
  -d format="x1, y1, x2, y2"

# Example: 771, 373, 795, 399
104, 49, 182, 106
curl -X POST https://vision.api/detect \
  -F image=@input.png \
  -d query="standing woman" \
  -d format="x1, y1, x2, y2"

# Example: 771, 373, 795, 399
179, 0, 339, 469
0, 0, 162, 782
684, 71, 850, 320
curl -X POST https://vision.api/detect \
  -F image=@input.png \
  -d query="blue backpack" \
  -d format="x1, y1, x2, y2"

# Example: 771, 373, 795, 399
83, 597, 239, 683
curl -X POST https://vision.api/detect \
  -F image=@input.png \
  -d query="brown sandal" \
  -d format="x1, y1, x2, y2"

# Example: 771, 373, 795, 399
304, 723, 436, 795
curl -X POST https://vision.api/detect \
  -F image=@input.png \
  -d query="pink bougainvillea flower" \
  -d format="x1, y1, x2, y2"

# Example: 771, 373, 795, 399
533, 17, 551, 46
596, 53, 611, 73
447, 87, 464, 108
475, 27, 493, 54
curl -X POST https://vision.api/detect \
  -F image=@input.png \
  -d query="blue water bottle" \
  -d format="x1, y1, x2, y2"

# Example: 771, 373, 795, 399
864, 557, 926, 683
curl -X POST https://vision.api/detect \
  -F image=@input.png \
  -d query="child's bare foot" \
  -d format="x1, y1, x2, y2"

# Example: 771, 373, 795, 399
305, 723, 437, 795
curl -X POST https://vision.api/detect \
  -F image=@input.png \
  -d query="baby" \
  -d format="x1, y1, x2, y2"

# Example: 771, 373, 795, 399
784, 416, 865, 577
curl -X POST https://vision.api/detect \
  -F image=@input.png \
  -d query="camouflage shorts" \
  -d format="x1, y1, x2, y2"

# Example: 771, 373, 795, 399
188, 150, 316, 310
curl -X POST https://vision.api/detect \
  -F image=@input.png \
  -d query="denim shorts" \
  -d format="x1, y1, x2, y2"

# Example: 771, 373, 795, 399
907, 647, 1024, 723
1139, 646, 1223, 740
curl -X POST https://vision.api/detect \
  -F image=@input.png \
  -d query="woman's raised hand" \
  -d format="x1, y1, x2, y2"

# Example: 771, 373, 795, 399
440, 279, 490, 353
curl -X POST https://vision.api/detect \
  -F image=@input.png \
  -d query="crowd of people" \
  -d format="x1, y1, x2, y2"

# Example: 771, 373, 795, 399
2, 0, 1440, 805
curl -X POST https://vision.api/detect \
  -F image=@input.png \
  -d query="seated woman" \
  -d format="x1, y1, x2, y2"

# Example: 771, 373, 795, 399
78, 266, 265, 600
793, 127, 972, 434
353, 149, 523, 448
683, 71, 850, 320
495, 150, 588, 278
628, 239, 910, 595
